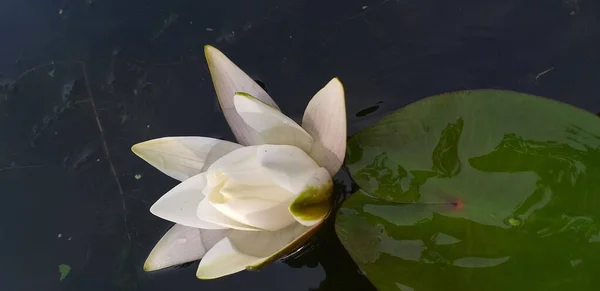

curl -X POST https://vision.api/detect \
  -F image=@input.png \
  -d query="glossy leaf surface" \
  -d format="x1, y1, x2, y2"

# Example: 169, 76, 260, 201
336, 90, 600, 291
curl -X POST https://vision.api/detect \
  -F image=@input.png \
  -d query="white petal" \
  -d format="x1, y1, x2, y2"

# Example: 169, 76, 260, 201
205, 146, 297, 201
150, 173, 226, 229
205, 45, 279, 146
256, 144, 321, 194
144, 224, 228, 271
234, 93, 314, 152
196, 237, 263, 279
132, 136, 242, 181
197, 198, 259, 231
301, 78, 347, 175
208, 196, 297, 231
220, 179, 295, 201
206, 146, 254, 174
206, 146, 272, 186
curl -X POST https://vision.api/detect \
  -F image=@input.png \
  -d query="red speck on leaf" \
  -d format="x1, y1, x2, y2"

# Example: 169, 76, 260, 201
453, 199, 464, 211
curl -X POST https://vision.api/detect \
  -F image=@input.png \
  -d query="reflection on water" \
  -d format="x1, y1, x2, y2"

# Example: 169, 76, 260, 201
470, 130, 600, 239
431, 232, 461, 245
364, 203, 434, 226
379, 238, 425, 262
452, 256, 510, 268
339, 100, 600, 290
354, 118, 467, 204
353, 152, 436, 203
432, 118, 463, 178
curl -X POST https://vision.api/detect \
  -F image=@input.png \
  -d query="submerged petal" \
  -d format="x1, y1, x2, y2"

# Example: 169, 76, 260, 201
228, 222, 323, 270
234, 93, 314, 152
196, 237, 263, 279
302, 78, 347, 175
205, 45, 280, 146
132, 136, 242, 181
197, 223, 317, 279
228, 223, 309, 257
150, 173, 226, 229
144, 224, 228, 271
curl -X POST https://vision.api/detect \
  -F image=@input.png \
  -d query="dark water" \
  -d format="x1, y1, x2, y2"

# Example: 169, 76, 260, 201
1, 0, 599, 290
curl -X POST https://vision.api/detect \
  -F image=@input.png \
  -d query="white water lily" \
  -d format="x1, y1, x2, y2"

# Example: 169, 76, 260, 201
132, 45, 346, 279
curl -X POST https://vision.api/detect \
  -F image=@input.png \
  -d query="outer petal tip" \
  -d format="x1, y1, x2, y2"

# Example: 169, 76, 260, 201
130, 140, 149, 157
302, 78, 347, 175
143, 258, 162, 272
330, 77, 344, 91
204, 45, 221, 64
203, 45, 280, 146
130, 137, 242, 182
142, 261, 152, 272
149, 173, 229, 229
143, 224, 227, 272
131, 143, 140, 154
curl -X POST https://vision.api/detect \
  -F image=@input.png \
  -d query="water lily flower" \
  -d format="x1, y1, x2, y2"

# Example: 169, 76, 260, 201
131, 45, 346, 279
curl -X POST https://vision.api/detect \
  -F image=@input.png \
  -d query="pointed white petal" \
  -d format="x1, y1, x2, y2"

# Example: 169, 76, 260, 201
234, 93, 314, 152
256, 144, 321, 194
196, 237, 263, 279
132, 136, 242, 181
205, 45, 279, 146
197, 198, 260, 231
144, 224, 228, 271
301, 78, 347, 175
150, 173, 226, 229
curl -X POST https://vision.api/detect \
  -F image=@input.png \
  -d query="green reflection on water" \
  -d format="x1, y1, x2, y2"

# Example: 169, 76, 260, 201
337, 90, 600, 291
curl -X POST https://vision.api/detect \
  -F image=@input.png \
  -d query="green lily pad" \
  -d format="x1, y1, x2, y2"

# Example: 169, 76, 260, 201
335, 90, 600, 291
